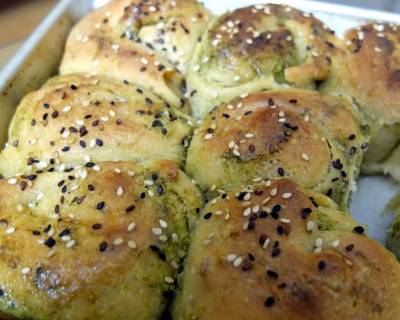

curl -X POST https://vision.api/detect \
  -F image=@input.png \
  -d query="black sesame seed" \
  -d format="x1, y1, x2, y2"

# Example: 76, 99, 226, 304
157, 185, 164, 195
92, 223, 102, 230
62, 146, 70, 152
301, 208, 312, 219
271, 247, 281, 257
348, 134, 356, 140
271, 205, 281, 220
88, 184, 95, 191
277, 225, 284, 235
259, 234, 267, 245
247, 220, 255, 230
318, 260, 326, 271
44, 237, 56, 248
70, 84, 78, 90
264, 296, 275, 307
145, 97, 153, 105
43, 103, 50, 109
267, 270, 279, 279
99, 241, 108, 252
95, 138, 103, 147
80, 141, 86, 148
241, 262, 252, 271
96, 201, 105, 210
332, 159, 343, 170
19, 181, 27, 191
32, 230, 41, 236
361, 143, 369, 150
149, 245, 166, 261
259, 210, 268, 218
85, 162, 95, 168
125, 205, 136, 213
345, 244, 354, 251
203, 212, 212, 220
59, 229, 70, 237
353, 226, 364, 235
277, 167, 285, 177
51, 111, 59, 119
28, 175, 37, 181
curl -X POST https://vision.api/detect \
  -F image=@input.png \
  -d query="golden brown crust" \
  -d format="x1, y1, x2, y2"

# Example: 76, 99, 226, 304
60, 0, 212, 107
0, 160, 203, 319
174, 179, 400, 320
186, 3, 343, 118
0, 74, 193, 178
329, 23, 400, 124
186, 90, 366, 208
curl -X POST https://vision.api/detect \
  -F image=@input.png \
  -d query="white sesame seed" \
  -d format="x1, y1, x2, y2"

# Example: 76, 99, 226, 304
245, 133, 254, 138
331, 239, 340, 248
16, 204, 24, 212
193, 64, 200, 72
265, 180, 272, 187
243, 193, 251, 201
63, 105, 71, 112
282, 192, 292, 199
232, 150, 241, 157
127, 222, 136, 232
128, 240, 137, 249
8, 178, 17, 185
302, 153, 310, 161
281, 218, 291, 224
204, 133, 213, 140
66, 240, 75, 248
144, 180, 154, 186
159, 219, 168, 228
246, 38, 253, 45
117, 186, 124, 197
227, 254, 237, 262
113, 238, 124, 246
243, 207, 252, 217
374, 46, 382, 52
152, 228, 162, 236
141, 57, 149, 65
233, 256, 243, 267
164, 276, 174, 284
233, 75, 241, 82
6, 226, 15, 234
315, 237, 323, 247
252, 205, 260, 213
93, 165, 101, 172
270, 188, 278, 196
314, 247, 322, 253
61, 235, 71, 242
228, 141, 235, 149
262, 238, 270, 249
306, 221, 315, 232
21, 267, 30, 275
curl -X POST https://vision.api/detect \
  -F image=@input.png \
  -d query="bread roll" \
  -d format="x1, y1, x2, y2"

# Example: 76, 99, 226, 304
186, 3, 342, 118
0, 74, 193, 178
0, 160, 203, 319
322, 23, 400, 180
60, 0, 212, 108
185, 90, 367, 208
174, 179, 400, 320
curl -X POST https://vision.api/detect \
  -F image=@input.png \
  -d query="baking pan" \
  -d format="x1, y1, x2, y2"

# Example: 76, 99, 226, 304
0, 0, 399, 244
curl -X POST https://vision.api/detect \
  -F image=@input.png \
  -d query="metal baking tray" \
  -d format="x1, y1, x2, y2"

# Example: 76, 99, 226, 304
0, 0, 399, 244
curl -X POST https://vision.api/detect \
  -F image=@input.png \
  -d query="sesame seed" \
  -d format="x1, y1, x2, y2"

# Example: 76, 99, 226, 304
318, 260, 326, 271
264, 297, 275, 307
282, 193, 292, 199
233, 256, 243, 267
127, 222, 136, 232
66, 240, 75, 248
270, 188, 278, 196
117, 186, 124, 197
6, 226, 15, 234
99, 241, 108, 252
21, 267, 30, 275
159, 219, 168, 228
227, 254, 237, 262
193, 64, 200, 72
8, 178, 17, 185
144, 180, 154, 186
128, 240, 137, 249
306, 221, 315, 232
302, 153, 310, 161
243, 207, 252, 217
332, 240, 340, 248
204, 133, 213, 140
164, 276, 174, 284
152, 228, 162, 236
353, 226, 364, 234
113, 238, 124, 246
140, 57, 149, 65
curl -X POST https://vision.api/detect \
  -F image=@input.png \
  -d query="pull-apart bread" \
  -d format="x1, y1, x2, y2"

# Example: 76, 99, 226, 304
323, 23, 400, 180
174, 179, 400, 320
60, 0, 212, 108
0, 160, 203, 319
0, 74, 193, 178
186, 4, 342, 118
186, 90, 367, 209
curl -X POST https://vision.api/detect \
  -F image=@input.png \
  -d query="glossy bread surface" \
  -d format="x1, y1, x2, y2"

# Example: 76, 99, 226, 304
174, 179, 400, 320
0, 74, 193, 178
60, 0, 212, 107
0, 160, 203, 320
186, 90, 367, 208
186, 3, 342, 118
